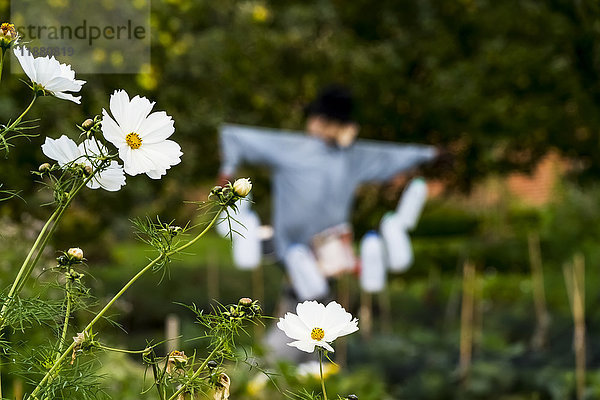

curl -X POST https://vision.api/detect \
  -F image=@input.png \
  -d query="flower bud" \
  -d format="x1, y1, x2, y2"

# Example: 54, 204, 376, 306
346, 395, 358, 400
57, 254, 69, 267
207, 360, 218, 369
168, 226, 182, 237
38, 162, 51, 173
239, 297, 253, 307
84, 165, 93, 176
82, 118, 94, 130
73, 331, 86, 346
66, 268, 84, 282
67, 247, 84, 261
232, 178, 252, 197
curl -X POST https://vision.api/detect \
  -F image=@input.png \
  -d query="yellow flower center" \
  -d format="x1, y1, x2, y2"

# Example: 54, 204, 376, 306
311, 327, 325, 341
126, 132, 142, 149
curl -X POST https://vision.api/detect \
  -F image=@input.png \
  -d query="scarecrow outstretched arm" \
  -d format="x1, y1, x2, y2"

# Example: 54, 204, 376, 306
219, 124, 308, 176
352, 140, 437, 183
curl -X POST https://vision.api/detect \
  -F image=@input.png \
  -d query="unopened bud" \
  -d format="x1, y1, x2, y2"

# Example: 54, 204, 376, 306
232, 178, 252, 197
38, 162, 51, 173
82, 118, 94, 130
73, 332, 86, 346
239, 297, 253, 307
84, 165, 93, 176
57, 254, 69, 267
168, 226, 182, 237
207, 360, 218, 369
67, 247, 84, 261
346, 395, 358, 400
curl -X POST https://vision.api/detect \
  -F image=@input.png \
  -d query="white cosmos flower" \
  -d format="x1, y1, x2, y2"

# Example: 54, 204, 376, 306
277, 300, 359, 353
41, 135, 126, 192
101, 90, 182, 179
13, 46, 85, 104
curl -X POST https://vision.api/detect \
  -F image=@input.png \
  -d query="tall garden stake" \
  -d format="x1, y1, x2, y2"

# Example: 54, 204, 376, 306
459, 261, 476, 383
563, 254, 586, 400
528, 232, 550, 350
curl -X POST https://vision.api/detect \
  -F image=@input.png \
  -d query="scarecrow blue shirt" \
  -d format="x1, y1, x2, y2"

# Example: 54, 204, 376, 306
219, 123, 436, 259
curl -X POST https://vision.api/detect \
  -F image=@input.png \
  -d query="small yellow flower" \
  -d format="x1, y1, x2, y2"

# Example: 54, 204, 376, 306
0, 23, 18, 50
252, 5, 270, 23
233, 178, 252, 197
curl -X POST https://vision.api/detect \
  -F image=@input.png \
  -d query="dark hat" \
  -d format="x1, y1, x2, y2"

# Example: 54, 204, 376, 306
304, 85, 354, 123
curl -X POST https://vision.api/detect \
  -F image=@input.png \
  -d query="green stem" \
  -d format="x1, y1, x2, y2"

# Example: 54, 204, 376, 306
319, 349, 328, 400
56, 278, 72, 360
2, 93, 37, 134
0, 48, 5, 86
0, 174, 93, 328
29, 209, 224, 399
167, 345, 221, 400
98, 344, 151, 355
165, 211, 220, 257
0, 208, 60, 326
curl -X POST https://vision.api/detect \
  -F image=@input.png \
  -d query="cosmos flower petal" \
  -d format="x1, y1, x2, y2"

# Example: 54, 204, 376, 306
137, 111, 174, 143
128, 95, 156, 133
87, 161, 126, 191
108, 90, 131, 127
277, 313, 310, 341
336, 318, 359, 337
78, 138, 106, 158
101, 109, 127, 146
53, 91, 81, 104
296, 300, 325, 329
139, 141, 182, 167
13, 46, 84, 103
43, 75, 84, 92
41, 135, 80, 166
322, 301, 353, 334
146, 168, 167, 179
13, 47, 37, 81
287, 340, 316, 353
324, 320, 358, 342
40, 137, 124, 192
316, 341, 335, 353
120, 146, 155, 176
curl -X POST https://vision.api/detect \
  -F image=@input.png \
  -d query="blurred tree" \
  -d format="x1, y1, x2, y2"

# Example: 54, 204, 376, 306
2, 0, 600, 233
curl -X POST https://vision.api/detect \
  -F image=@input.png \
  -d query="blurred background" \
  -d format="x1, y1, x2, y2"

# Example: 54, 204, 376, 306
2, 0, 600, 398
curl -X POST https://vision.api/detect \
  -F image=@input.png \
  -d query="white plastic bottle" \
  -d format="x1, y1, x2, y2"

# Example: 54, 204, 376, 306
380, 212, 414, 272
395, 177, 428, 231
284, 244, 329, 301
216, 198, 251, 237
232, 209, 262, 270
359, 231, 386, 293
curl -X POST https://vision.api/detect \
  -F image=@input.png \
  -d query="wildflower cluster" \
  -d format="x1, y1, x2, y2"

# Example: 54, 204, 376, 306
141, 298, 263, 399
0, 27, 198, 400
